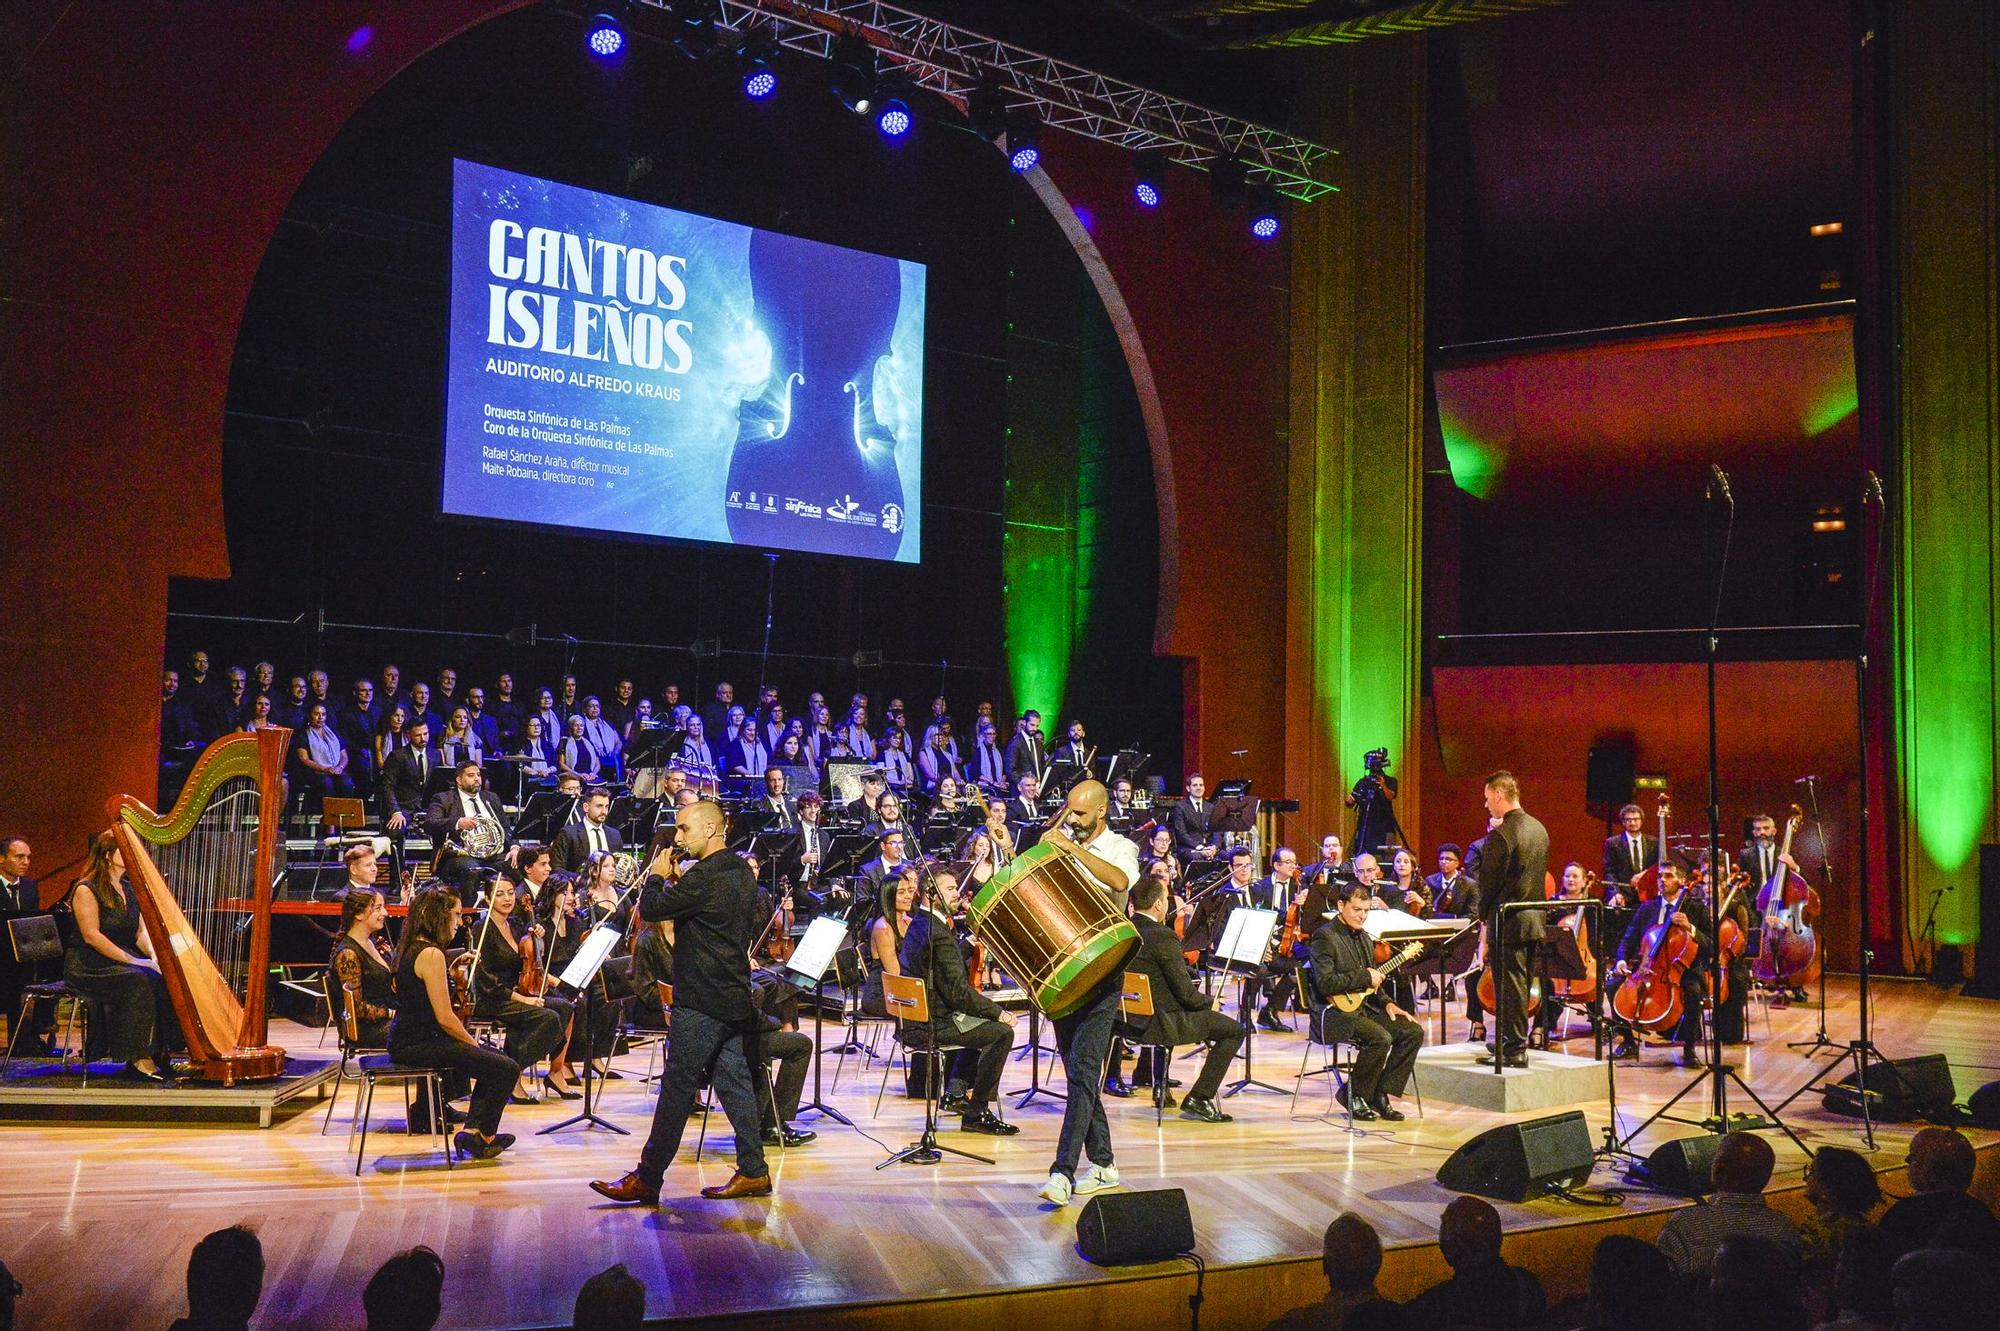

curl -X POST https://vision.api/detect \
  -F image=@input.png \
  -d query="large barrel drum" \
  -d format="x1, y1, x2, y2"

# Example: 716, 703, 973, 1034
965, 839, 1138, 1018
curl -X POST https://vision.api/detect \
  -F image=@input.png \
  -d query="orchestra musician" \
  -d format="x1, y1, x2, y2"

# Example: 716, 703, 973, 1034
1035, 779, 1140, 1207
1054, 720, 1090, 769
842, 771, 887, 825
1107, 777, 1136, 829
1738, 812, 1808, 1003
1005, 773, 1040, 826
0, 836, 43, 1055
1003, 710, 1046, 787
469, 875, 582, 1102
628, 915, 674, 1029
861, 869, 916, 1019
1245, 846, 1304, 1031
1474, 772, 1550, 1069
898, 867, 1018, 1135
1168, 773, 1220, 861
1106, 872, 1245, 1123
1605, 862, 1710, 1066
757, 767, 796, 829
423, 760, 520, 895
329, 886, 397, 1051
592, 800, 772, 1204
1310, 881, 1424, 1121
863, 793, 915, 843
390, 886, 520, 1161
746, 967, 818, 1149
1534, 862, 1596, 1047
379, 721, 444, 882
1386, 849, 1427, 915
548, 786, 622, 874
1426, 844, 1474, 917
1601, 803, 1653, 908
63, 831, 177, 1082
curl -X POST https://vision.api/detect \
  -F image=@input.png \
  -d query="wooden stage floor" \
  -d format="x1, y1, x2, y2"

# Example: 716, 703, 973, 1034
1, 977, 1993, 1330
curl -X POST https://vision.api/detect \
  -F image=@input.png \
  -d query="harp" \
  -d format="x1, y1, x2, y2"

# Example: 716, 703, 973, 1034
110, 728, 289, 1083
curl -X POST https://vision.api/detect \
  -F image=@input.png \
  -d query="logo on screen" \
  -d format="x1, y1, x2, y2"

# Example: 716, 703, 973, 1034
882, 504, 903, 535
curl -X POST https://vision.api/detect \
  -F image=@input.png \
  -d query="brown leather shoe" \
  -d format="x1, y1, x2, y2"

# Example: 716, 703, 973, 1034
699, 1171, 774, 1199
589, 1171, 661, 1205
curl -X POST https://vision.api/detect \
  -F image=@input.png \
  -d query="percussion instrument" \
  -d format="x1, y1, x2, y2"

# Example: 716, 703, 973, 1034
965, 837, 1139, 1018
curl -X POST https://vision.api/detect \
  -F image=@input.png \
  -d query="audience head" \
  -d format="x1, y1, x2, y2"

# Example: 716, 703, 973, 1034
1807, 1145, 1882, 1218
572, 1262, 646, 1331
1321, 1213, 1383, 1294
1711, 1234, 1799, 1314
1586, 1235, 1677, 1330
363, 1245, 443, 1331
1905, 1126, 1976, 1195
1894, 1246, 1994, 1328
1437, 1195, 1503, 1271
1710, 1130, 1776, 1195
183, 1224, 263, 1330
1831, 1224, 1897, 1324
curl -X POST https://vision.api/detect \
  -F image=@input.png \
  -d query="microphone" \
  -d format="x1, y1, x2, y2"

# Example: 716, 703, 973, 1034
1793, 774, 1818, 785
1230, 749, 1249, 758
1708, 463, 1734, 505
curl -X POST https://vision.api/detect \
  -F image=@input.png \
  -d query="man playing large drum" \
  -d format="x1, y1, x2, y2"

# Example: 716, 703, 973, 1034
1031, 779, 1140, 1206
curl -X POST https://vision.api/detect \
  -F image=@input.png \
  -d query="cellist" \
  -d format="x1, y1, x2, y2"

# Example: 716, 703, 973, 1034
1605, 862, 1711, 1067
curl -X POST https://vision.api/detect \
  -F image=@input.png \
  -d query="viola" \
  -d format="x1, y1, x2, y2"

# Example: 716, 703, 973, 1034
518, 924, 543, 996
1608, 892, 1699, 1032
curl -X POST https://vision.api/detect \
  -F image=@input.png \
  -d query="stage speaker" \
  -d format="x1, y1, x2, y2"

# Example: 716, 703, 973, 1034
1630, 1134, 1721, 1196
1076, 1188, 1195, 1266
1586, 743, 1636, 807
1968, 844, 2000, 998
1435, 1110, 1594, 1202
1967, 1081, 2000, 1129
1821, 1053, 1960, 1124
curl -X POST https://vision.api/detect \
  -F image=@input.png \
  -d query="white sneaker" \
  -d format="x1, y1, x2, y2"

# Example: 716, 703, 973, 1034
1038, 1171, 1074, 1206
1073, 1163, 1120, 1195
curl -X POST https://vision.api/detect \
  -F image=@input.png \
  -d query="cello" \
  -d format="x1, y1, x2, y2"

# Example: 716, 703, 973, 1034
1548, 869, 1599, 1006
1609, 880, 1699, 1033
1707, 870, 1748, 1006
1752, 805, 1820, 989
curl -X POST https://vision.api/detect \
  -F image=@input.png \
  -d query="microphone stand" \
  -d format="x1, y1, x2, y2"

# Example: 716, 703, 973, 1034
1786, 776, 1839, 1054
541, 877, 645, 1136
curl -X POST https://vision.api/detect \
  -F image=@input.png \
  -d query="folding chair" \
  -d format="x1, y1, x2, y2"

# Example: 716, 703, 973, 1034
1118, 971, 1176, 1126
2, 915, 87, 1081
874, 973, 971, 1120
338, 981, 454, 1174
1289, 964, 1424, 1126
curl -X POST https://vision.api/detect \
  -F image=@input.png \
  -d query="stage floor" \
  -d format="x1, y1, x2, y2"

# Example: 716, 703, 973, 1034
0, 977, 1992, 1330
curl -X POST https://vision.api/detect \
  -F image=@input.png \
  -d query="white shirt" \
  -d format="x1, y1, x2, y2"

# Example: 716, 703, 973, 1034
1074, 825, 1140, 896
584, 818, 609, 856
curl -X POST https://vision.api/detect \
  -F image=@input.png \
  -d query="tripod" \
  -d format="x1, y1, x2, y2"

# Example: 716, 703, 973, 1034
1222, 968, 1287, 1097
541, 976, 628, 1136
1774, 473, 1907, 1150
1786, 776, 1840, 1056
1620, 465, 1804, 1157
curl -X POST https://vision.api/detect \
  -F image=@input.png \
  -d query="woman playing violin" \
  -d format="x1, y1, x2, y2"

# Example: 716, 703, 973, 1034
471, 876, 581, 1102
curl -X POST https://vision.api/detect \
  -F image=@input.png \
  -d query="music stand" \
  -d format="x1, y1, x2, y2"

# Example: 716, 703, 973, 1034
624, 727, 682, 798
514, 790, 577, 845
1216, 907, 1287, 1096
539, 921, 629, 1136
1213, 794, 1259, 850
777, 915, 856, 1129
607, 795, 660, 846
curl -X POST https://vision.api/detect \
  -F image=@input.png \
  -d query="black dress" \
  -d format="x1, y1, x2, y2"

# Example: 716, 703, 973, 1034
470, 914, 571, 1071
328, 936, 395, 1048
388, 941, 518, 1138
62, 880, 175, 1065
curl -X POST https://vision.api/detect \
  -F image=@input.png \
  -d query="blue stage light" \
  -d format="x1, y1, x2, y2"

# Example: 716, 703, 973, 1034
585, 13, 625, 58
1005, 113, 1040, 173
1250, 210, 1281, 239
1010, 143, 1040, 172
877, 99, 912, 138
1133, 148, 1168, 210
744, 67, 777, 99
1135, 181, 1160, 208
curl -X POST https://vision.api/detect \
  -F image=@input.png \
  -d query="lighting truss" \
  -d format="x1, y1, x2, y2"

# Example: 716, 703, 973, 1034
629, 0, 1341, 202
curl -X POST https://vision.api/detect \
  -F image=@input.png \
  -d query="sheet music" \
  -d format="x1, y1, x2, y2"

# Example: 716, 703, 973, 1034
1362, 906, 1430, 938
1216, 906, 1280, 967
558, 922, 623, 991
784, 915, 848, 986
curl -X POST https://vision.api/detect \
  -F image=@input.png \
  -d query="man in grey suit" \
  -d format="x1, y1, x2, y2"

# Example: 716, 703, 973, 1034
1476, 771, 1548, 1068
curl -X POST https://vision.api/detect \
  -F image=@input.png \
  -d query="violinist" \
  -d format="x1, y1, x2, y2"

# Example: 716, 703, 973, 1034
1140, 826, 1182, 888
1534, 863, 1596, 1047
329, 886, 396, 1050
1425, 844, 1474, 917
471, 875, 582, 1102
1309, 882, 1424, 1121
1605, 862, 1710, 1066
1245, 846, 1304, 1032
515, 846, 553, 920
535, 873, 585, 986
574, 851, 637, 1077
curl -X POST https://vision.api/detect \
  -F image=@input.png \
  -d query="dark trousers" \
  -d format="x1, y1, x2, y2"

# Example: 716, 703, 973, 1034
388, 1034, 518, 1136
1112, 1010, 1246, 1102
1316, 1006, 1423, 1102
1245, 956, 1297, 1017
1494, 938, 1537, 1054
483, 996, 572, 1070
1051, 981, 1119, 1181
639, 1006, 768, 1186
64, 962, 173, 1063
1605, 967, 1705, 1048
759, 1027, 813, 1128
437, 852, 506, 898
929, 1017, 1013, 1109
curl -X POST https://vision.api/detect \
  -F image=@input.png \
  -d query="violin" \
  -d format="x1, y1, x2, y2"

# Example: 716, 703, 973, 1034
447, 950, 475, 1022
518, 922, 543, 995
1708, 871, 1749, 1005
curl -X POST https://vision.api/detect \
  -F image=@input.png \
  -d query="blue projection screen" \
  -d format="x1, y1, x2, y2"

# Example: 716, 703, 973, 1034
444, 160, 925, 562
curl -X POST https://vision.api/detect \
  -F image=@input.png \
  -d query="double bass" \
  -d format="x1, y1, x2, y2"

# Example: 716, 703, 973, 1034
1752, 805, 1820, 989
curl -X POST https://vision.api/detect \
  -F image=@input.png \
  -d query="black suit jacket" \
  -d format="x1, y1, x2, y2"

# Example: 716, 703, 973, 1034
0, 876, 39, 919
1003, 731, 1045, 783
1167, 797, 1216, 859
1480, 808, 1551, 943
1616, 892, 1712, 967
1737, 841, 1783, 886
1602, 832, 1655, 886
1309, 919, 1386, 1015
421, 787, 514, 854
899, 909, 999, 1037
550, 820, 623, 873
638, 850, 757, 1022
380, 745, 446, 820
1119, 917, 1213, 1046
1426, 871, 1479, 919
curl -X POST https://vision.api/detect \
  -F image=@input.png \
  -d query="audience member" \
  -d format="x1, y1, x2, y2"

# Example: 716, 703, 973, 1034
0, 1258, 16, 1331
1891, 1246, 1995, 1331
1815, 1224, 1898, 1331
572, 1263, 647, 1331
167, 1225, 263, 1331
1655, 1131, 1801, 1277
1802, 1146, 1884, 1267
1878, 1127, 1989, 1256
1404, 1196, 1544, 1330
1579, 1235, 1678, 1331
1709, 1233, 1809, 1331
1264, 1213, 1394, 1331
362, 1245, 444, 1331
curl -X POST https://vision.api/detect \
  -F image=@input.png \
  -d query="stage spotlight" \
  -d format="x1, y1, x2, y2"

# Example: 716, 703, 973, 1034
830, 34, 877, 115
1210, 156, 1247, 209
967, 82, 1009, 141
1005, 113, 1041, 172
1134, 149, 1168, 208
877, 98, 913, 138
736, 30, 779, 98
666, 0, 718, 60
585, 12, 626, 59
1249, 190, 1282, 239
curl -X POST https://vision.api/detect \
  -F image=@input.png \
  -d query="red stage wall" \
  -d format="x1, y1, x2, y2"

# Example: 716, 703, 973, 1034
0, 5, 1292, 885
